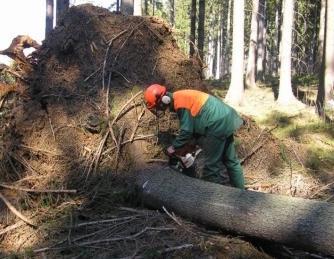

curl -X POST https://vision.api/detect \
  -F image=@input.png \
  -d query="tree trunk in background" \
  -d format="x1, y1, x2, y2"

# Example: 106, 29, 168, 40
246, 0, 260, 89
197, 0, 206, 61
136, 169, 334, 257
117, 0, 120, 12
134, 0, 142, 15
272, 0, 282, 76
257, 0, 267, 81
152, 0, 155, 16
189, 0, 197, 57
144, 0, 148, 15
121, 0, 134, 15
226, 0, 245, 106
168, 0, 175, 27
224, 0, 233, 76
277, 0, 297, 105
56, 0, 69, 25
315, 0, 326, 73
45, 0, 54, 38
317, 0, 334, 116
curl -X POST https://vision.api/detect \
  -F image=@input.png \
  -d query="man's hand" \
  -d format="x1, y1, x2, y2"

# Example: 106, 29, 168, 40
166, 145, 175, 156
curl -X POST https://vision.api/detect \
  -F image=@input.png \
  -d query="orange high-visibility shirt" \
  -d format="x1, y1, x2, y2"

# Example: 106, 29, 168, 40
173, 90, 209, 116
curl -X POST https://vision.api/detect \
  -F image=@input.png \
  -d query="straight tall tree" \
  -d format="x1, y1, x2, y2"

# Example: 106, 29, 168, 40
56, 0, 69, 25
168, 0, 175, 27
315, 0, 326, 73
189, 0, 197, 57
134, 0, 142, 15
277, 0, 297, 105
197, 0, 205, 61
225, 0, 245, 105
246, 0, 260, 89
257, 0, 267, 81
317, 0, 334, 116
45, 0, 54, 38
121, 0, 134, 15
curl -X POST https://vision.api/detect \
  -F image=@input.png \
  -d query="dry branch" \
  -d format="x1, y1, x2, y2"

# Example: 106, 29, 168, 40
130, 108, 145, 142
0, 192, 36, 227
111, 90, 143, 125
240, 144, 263, 164
0, 221, 25, 236
0, 183, 76, 193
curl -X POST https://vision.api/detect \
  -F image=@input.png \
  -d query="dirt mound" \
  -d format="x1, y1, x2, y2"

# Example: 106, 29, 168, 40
33, 4, 204, 95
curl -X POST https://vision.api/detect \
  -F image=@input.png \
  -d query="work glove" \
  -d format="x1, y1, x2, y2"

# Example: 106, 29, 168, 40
180, 153, 195, 168
166, 145, 175, 156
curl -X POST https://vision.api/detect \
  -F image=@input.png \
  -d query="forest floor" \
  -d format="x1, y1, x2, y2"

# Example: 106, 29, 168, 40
0, 4, 333, 259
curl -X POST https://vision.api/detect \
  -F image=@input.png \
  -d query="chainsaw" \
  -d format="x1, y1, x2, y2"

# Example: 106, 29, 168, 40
167, 145, 202, 176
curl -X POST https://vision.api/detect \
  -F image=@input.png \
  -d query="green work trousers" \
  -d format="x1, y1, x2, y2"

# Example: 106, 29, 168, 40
198, 134, 245, 189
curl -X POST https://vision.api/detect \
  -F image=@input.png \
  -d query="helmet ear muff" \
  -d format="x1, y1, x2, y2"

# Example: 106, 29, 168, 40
161, 95, 171, 105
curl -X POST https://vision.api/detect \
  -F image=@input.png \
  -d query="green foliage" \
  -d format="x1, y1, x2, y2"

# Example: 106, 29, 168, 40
174, 0, 191, 53
262, 111, 294, 127
292, 74, 319, 86
142, 248, 160, 259
0, 71, 16, 84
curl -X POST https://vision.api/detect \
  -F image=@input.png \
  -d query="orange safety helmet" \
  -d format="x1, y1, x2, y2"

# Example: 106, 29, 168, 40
144, 84, 167, 109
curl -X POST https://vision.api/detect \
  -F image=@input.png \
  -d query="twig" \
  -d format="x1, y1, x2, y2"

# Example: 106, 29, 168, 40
240, 144, 263, 164
74, 216, 137, 228
0, 183, 77, 193
310, 181, 334, 198
84, 65, 102, 82
111, 90, 143, 125
76, 227, 175, 247
19, 144, 61, 156
0, 192, 36, 227
102, 29, 128, 89
47, 112, 56, 141
115, 122, 125, 171
0, 97, 5, 109
9, 152, 38, 175
143, 22, 164, 43
292, 147, 305, 169
106, 72, 118, 149
146, 159, 168, 163
111, 22, 145, 66
162, 206, 182, 226
159, 244, 194, 254
85, 131, 110, 181
0, 221, 25, 236
102, 134, 156, 155
130, 109, 145, 142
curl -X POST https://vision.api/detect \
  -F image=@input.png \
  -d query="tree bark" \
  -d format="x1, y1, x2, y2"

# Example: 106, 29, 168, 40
246, 0, 260, 89
136, 168, 334, 256
197, 0, 205, 61
134, 0, 142, 15
225, 0, 245, 106
121, 0, 134, 15
315, 0, 326, 73
45, 0, 54, 38
277, 0, 297, 105
317, 0, 334, 116
189, 0, 197, 57
256, 0, 267, 81
168, 0, 175, 27
56, 0, 69, 25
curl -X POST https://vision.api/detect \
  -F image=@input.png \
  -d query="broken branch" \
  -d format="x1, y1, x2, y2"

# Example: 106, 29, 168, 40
0, 183, 77, 193
0, 192, 36, 227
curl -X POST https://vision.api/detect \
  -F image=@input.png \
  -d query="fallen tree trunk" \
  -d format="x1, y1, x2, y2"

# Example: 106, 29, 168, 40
136, 167, 334, 256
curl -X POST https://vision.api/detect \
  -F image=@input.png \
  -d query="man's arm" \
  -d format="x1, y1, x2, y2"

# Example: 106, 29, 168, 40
172, 108, 194, 148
